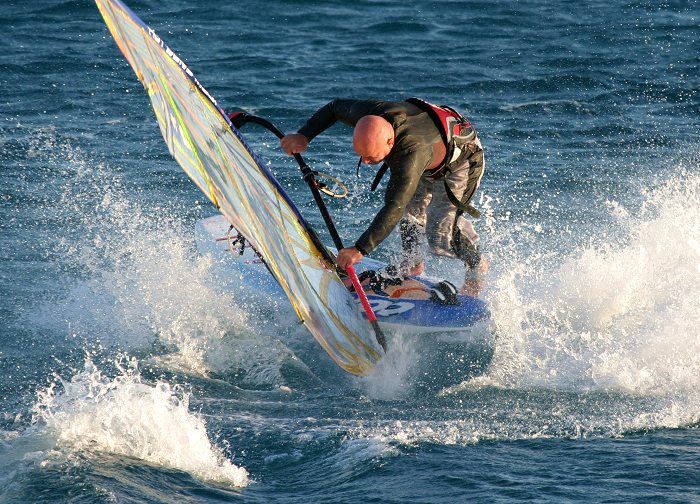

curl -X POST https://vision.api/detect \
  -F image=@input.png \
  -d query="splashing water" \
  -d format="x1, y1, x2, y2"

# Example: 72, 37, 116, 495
485, 168, 700, 401
360, 331, 419, 400
28, 129, 297, 385
33, 356, 249, 488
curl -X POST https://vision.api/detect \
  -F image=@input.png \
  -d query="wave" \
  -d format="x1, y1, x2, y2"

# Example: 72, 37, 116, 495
20, 127, 305, 387
32, 355, 248, 487
483, 167, 700, 398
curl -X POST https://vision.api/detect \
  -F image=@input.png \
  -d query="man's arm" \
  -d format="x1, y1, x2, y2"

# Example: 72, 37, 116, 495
297, 99, 378, 141
282, 99, 390, 154
354, 154, 426, 255
281, 99, 359, 155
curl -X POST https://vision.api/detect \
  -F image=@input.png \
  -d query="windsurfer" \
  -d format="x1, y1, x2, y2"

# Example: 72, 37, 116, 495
281, 99, 487, 295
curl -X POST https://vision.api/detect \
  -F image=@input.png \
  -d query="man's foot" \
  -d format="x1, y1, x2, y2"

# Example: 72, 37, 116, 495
461, 257, 489, 297
430, 280, 461, 305
461, 278, 483, 298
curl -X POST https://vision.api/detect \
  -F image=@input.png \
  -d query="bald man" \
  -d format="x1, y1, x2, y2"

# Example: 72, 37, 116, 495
281, 99, 485, 292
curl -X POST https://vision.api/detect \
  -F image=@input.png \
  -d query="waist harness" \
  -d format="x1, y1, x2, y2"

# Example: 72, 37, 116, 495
406, 97, 477, 178
370, 98, 481, 218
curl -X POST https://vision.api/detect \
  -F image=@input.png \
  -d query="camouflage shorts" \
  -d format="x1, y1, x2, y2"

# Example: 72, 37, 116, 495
399, 137, 484, 270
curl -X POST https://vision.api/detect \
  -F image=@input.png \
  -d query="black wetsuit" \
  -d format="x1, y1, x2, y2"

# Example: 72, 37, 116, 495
297, 99, 442, 255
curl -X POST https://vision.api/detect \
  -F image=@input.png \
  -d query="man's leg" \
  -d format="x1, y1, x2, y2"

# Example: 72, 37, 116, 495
396, 176, 434, 276
425, 140, 487, 293
454, 216, 488, 296
424, 162, 470, 257
450, 144, 485, 268
454, 142, 486, 295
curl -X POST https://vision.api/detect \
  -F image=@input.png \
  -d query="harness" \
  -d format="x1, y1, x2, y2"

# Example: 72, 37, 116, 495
406, 98, 477, 179
370, 98, 481, 218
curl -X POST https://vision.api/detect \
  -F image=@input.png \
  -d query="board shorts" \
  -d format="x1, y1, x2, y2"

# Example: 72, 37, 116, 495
398, 136, 485, 272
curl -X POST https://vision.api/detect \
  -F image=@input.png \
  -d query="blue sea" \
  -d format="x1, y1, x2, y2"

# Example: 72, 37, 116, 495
2, 0, 699, 502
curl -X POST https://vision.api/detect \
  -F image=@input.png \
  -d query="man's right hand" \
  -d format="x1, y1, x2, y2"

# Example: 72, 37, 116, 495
280, 133, 309, 155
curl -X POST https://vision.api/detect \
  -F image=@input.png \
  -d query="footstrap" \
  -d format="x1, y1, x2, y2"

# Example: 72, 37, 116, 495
429, 280, 461, 305
356, 269, 403, 295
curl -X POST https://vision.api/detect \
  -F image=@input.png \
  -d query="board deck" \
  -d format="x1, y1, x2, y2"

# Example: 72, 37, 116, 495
195, 215, 492, 335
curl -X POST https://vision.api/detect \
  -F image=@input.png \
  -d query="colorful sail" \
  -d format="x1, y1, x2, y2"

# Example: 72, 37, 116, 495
95, 0, 382, 375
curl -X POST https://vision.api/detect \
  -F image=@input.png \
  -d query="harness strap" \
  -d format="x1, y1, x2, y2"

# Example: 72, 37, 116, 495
444, 181, 481, 218
370, 163, 389, 191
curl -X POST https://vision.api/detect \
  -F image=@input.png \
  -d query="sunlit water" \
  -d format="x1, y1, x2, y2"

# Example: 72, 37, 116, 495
1, 1, 698, 502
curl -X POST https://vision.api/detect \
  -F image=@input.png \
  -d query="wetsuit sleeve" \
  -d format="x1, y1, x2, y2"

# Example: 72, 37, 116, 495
354, 151, 428, 255
297, 99, 378, 141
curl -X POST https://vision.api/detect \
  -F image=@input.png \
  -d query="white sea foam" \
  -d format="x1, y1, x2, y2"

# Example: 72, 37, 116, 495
33, 356, 248, 487
29, 130, 295, 385
483, 169, 700, 397
359, 168, 700, 446
360, 331, 418, 400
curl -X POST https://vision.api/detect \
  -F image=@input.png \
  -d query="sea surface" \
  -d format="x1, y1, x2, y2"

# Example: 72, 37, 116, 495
1, 0, 699, 502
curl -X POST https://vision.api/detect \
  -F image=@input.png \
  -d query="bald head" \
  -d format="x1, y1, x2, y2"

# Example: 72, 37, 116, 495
353, 115, 395, 165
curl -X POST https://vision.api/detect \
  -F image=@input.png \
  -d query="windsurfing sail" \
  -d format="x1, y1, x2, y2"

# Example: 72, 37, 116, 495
95, 0, 383, 375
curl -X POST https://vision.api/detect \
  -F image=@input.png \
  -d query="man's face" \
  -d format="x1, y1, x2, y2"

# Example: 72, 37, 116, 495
354, 136, 393, 165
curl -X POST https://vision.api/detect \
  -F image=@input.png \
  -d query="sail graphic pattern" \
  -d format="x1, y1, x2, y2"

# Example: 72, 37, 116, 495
96, 0, 382, 375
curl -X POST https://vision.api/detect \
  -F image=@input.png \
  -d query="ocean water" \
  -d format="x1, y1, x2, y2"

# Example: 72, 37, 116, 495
1, 0, 699, 502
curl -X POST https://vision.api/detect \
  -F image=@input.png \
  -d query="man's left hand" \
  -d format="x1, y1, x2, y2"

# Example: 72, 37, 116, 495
336, 247, 364, 270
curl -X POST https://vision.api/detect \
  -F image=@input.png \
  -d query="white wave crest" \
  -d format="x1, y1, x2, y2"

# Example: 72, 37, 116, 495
33, 356, 248, 487
486, 168, 700, 400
